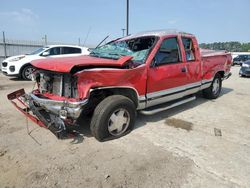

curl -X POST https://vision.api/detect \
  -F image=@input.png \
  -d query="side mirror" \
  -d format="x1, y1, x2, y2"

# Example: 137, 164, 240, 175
41, 51, 50, 56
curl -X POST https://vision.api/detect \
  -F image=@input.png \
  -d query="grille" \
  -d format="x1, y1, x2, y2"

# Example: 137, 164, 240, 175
2, 62, 7, 67
52, 75, 63, 96
39, 72, 78, 98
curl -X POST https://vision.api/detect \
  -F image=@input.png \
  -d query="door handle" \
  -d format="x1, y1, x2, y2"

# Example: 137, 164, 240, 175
181, 67, 186, 73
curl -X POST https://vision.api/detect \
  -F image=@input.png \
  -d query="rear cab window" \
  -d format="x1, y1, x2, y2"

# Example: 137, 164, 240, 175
181, 37, 196, 62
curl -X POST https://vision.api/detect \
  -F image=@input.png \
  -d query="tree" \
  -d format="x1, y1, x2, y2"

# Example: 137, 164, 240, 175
199, 42, 250, 52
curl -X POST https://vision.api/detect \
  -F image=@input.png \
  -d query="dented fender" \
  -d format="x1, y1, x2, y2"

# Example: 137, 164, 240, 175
74, 65, 148, 99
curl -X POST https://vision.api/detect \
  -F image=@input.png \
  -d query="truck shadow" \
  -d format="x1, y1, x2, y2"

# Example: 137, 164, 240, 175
71, 87, 233, 141
9, 77, 30, 81
134, 87, 233, 130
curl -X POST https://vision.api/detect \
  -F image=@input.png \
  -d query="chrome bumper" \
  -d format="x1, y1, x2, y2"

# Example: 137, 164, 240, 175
26, 93, 88, 120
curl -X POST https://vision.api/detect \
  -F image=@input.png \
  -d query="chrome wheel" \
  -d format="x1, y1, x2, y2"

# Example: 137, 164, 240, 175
212, 78, 220, 94
108, 108, 130, 136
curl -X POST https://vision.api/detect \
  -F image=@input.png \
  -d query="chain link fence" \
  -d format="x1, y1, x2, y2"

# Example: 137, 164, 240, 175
0, 37, 79, 69
0, 38, 44, 62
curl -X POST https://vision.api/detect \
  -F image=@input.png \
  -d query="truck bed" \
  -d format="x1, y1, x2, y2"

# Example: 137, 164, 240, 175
200, 49, 232, 80
200, 48, 230, 57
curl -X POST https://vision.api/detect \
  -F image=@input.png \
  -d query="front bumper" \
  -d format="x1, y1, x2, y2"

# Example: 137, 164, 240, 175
1, 66, 20, 76
27, 93, 88, 120
1, 71, 20, 77
7, 89, 88, 138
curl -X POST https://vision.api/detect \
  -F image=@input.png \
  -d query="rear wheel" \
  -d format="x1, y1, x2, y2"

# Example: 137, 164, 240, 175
90, 95, 136, 141
203, 74, 222, 99
21, 65, 35, 80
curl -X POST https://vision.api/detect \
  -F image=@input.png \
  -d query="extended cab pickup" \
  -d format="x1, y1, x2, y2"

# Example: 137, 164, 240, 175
8, 30, 232, 141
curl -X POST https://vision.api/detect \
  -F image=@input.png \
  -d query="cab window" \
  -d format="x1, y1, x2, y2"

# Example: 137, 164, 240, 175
154, 37, 182, 65
182, 37, 196, 61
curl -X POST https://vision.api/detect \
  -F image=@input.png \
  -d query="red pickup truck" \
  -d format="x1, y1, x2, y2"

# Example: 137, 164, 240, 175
8, 30, 232, 141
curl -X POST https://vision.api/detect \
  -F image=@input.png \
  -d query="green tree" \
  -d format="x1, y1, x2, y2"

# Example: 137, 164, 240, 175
199, 42, 250, 52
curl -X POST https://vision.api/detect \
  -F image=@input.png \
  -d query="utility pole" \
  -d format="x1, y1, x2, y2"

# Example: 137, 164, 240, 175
122, 28, 126, 37
42, 35, 47, 45
78, 38, 81, 46
126, 0, 129, 36
2, 31, 7, 58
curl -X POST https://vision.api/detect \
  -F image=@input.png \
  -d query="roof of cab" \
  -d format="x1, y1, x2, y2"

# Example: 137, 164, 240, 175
122, 29, 194, 40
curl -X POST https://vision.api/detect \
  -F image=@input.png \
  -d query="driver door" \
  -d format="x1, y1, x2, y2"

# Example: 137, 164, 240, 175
146, 36, 188, 107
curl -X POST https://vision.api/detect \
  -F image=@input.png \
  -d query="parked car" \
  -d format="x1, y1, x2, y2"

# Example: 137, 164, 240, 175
8, 30, 232, 141
232, 54, 250, 66
1, 45, 89, 80
239, 60, 250, 77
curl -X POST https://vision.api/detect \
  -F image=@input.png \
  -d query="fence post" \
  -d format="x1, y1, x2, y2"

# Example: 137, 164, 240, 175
2, 31, 7, 58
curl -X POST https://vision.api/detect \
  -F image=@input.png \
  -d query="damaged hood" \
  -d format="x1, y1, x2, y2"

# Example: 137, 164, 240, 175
31, 55, 133, 73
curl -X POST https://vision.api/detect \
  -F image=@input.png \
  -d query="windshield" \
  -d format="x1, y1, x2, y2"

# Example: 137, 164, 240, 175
28, 47, 48, 55
90, 36, 156, 63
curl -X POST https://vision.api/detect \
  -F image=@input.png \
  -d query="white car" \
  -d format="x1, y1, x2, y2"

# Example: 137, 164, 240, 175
1, 45, 89, 80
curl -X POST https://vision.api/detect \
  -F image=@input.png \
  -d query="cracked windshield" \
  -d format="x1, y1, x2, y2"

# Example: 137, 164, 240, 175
90, 37, 156, 63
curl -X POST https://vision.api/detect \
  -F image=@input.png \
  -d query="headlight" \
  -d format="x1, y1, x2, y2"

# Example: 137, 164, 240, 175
242, 63, 250, 68
9, 56, 25, 62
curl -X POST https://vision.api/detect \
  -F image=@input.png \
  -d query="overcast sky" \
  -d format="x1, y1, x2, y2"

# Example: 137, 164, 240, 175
0, 0, 250, 46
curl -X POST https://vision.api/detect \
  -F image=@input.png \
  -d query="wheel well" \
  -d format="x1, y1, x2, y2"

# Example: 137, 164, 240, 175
82, 88, 139, 116
19, 63, 32, 75
91, 88, 138, 106
217, 71, 225, 78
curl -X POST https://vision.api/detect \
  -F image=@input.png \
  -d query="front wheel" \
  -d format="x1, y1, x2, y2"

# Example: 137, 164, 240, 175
90, 95, 136, 141
21, 65, 35, 80
203, 74, 222, 99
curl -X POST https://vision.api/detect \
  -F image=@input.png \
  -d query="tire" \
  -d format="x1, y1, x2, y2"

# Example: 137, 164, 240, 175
21, 65, 35, 80
90, 95, 136, 141
203, 74, 222, 99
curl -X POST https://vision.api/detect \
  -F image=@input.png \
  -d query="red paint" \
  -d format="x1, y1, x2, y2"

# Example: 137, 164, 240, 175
75, 64, 147, 98
31, 55, 134, 73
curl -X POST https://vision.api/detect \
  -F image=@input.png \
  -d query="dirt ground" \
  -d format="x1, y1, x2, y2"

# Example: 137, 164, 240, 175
0, 66, 249, 188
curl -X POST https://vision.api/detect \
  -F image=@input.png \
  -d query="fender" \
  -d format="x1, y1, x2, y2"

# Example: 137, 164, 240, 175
73, 65, 148, 100
89, 86, 146, 109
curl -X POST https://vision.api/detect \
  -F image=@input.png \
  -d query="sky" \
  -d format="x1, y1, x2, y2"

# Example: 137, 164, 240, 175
0, 0, 250, 46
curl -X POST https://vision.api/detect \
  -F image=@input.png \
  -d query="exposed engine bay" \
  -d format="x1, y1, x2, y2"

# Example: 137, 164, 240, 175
33, 70, 78, 98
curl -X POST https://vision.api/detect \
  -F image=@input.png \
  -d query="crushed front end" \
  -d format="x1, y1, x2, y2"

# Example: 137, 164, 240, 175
7, 70, 88, 138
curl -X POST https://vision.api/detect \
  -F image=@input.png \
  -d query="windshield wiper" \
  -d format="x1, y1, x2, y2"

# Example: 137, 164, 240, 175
90, 51, 100, 57
108, 53, 127, 57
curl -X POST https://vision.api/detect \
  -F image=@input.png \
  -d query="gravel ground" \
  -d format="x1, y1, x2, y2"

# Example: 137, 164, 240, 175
0, 66, 249, 188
